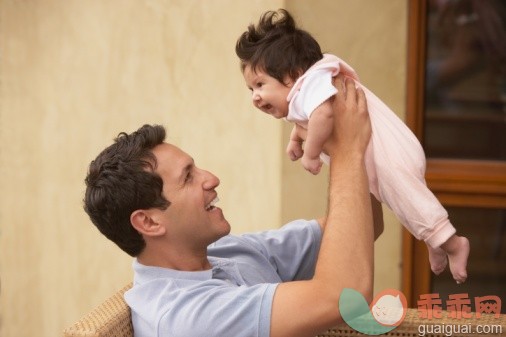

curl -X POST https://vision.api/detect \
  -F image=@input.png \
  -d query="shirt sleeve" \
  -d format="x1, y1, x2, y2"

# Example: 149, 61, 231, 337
298, 69, 337, 118
239, 219, 322, 282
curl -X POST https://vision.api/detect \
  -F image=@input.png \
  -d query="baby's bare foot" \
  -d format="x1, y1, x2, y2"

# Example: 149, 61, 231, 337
428, 245, 448, 275
443, 236, 470, 284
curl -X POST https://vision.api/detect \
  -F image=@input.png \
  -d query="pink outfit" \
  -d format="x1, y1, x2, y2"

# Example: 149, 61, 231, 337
287, 54, 455, 248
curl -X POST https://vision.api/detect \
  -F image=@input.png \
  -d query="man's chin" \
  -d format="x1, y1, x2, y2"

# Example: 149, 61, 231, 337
221, 221, 232, 236
213, 215, 231, 233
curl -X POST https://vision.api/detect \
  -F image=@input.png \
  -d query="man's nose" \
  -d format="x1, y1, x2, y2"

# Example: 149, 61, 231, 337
202, 170, 220, 190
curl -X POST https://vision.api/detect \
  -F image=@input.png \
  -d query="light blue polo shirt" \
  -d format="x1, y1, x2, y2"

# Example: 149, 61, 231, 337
124, 219, 321, 337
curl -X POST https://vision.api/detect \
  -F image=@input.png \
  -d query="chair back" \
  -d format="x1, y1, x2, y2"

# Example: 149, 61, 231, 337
63, 283, 133, 337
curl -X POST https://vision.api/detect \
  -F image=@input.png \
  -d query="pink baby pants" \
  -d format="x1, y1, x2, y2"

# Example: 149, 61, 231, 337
337, 59, 456, 248
362, 84, 455, 247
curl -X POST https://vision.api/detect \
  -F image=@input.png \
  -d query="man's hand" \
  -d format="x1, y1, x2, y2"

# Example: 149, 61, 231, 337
326, 75, 371, 158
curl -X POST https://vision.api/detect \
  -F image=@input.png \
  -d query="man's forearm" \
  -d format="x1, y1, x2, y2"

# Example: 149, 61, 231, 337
314, 152, 374, 302
314, 78, 374, 316
317, 194, 383, 242
269, 78, 373, 337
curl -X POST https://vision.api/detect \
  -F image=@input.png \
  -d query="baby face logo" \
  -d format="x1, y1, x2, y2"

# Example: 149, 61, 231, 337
370, 289, 407, 327
340, 288, 407, 335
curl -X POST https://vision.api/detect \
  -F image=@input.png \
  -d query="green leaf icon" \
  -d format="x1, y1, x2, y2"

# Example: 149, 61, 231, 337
339, 288, 398, 335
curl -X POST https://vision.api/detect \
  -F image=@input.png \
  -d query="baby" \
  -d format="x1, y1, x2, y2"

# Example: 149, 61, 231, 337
236, 9, 470, 283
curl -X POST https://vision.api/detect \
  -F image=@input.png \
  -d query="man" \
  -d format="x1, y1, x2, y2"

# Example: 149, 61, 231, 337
84, 76, 381, 337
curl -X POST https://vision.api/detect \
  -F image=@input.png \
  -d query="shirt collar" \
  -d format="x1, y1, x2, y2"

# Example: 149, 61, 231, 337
132, 257, 236, 283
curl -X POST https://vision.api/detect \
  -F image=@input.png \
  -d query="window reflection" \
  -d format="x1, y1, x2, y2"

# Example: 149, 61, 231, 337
424, 0, 506, 160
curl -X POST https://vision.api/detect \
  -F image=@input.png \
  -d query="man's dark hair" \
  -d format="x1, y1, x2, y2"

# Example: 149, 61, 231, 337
235, 9, 323, 84
84, 124, 170, 257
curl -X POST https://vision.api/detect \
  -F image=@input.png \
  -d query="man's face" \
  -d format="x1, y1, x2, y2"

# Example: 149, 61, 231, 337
150, 143, 230, 249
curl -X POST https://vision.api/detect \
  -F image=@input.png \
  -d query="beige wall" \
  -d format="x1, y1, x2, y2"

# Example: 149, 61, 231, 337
0, 1, 406, 336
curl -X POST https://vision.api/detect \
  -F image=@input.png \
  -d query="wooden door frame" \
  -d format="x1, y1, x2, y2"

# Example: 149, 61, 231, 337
403, 0, 506, 306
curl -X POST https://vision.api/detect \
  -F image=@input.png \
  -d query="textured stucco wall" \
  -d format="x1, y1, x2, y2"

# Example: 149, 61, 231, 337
0, 1, 407, 335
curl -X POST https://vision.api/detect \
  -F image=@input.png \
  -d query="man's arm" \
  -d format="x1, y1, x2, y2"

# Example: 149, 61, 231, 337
270, 76, 374, 337
318, 194, 383, 241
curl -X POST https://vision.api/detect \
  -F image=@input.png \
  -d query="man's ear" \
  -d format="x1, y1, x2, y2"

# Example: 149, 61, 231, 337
130, 209, 166, 237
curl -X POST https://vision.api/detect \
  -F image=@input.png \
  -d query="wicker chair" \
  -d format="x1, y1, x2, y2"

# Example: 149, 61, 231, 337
63, 283, 505, 337
63, 283, 133, 337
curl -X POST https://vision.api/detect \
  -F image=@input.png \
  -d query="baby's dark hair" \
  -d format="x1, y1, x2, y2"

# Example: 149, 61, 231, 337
235, 9, 323, 84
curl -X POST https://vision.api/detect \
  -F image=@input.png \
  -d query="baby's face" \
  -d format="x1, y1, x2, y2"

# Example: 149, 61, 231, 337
243, 65, 294, 119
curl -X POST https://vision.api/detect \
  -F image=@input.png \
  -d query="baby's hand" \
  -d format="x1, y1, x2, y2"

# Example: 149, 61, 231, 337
301, 155, 322, 175
286, 140, 303, 161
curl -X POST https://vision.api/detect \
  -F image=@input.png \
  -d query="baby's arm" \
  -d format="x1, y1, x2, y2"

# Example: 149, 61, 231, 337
302, 99, 334, 174
286, 125, 305, 161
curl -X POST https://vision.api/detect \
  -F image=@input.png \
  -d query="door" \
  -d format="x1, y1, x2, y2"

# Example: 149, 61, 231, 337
403, 0, 506, 311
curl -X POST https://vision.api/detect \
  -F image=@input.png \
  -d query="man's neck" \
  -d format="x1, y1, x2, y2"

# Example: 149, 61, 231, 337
137, 246, 211, 271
